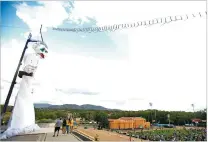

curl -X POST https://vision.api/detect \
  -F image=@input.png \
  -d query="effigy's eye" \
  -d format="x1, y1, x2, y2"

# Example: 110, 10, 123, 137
40, 48, 45, 52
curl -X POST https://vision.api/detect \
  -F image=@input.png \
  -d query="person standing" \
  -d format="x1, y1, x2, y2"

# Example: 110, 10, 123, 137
62, 118, 67, 134
53, 118, 62, 137
70, 118, 74, 133
66, 118, 70, 134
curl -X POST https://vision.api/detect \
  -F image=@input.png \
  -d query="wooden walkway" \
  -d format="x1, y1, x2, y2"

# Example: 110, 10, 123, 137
1, 133, 80, 141
45, 132, 80, 141
1, 127, 80, 141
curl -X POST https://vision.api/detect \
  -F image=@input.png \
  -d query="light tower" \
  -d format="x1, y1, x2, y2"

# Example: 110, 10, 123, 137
191, 104, 195, 119
149, 102, 153, 123
191, 104, 195, 112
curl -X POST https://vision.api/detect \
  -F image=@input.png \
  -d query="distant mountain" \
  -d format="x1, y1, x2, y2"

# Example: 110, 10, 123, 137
34, 103, 119, 110
80, 104, 108, 110
34, 103, 52, 108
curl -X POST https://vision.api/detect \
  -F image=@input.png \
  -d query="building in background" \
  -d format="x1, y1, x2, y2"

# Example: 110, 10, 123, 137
108, 117, 150, 130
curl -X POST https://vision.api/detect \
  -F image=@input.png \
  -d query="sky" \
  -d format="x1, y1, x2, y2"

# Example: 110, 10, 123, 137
0, 1, 207, 111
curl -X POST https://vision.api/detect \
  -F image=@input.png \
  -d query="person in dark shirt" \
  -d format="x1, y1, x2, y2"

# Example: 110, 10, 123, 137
62, 119, 67, 134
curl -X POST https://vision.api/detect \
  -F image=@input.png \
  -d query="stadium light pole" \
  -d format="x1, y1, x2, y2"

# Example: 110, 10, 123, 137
151, 103, 156, 123
191, 104, 195, 118
167, 114, 170, 125
149, 102, 153, 123
191, 104, 195, 112
154, 107, 157, 124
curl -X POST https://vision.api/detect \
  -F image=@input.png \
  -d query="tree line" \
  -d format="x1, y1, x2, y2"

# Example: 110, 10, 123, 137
1, 105, 206, 127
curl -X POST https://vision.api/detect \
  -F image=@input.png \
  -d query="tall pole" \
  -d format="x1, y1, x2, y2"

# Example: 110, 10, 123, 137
169, 116, 170, 125
150, 103, 157, 123
167, 114, 170, 125
191, 104, 195, 118
40, 25, 43, 42
149, 102, 152, 123
1, 25, 44, 120
191, 104, 195, 112
155, 108, 156, 123
1, 33, 32, 119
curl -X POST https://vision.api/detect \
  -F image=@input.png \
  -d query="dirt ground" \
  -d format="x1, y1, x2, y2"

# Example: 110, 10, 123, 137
77, 127, 143, 141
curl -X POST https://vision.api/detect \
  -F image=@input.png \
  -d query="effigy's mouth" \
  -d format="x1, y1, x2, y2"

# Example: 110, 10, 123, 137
39, 53, 45, 59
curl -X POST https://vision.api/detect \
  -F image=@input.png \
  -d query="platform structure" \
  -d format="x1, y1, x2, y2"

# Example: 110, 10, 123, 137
1, 127, 80, 141
2, 133, 46, 141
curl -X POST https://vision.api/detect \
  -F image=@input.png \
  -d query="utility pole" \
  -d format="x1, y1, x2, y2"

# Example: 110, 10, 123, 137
191, 104, 196, 126
149, 102, 153, 123
167, 114, 170, 125
155, 109, 157, 123
191, 104, 195, 117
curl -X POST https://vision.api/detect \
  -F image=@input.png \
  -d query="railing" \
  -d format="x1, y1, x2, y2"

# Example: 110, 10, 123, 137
72, 130, 94, 141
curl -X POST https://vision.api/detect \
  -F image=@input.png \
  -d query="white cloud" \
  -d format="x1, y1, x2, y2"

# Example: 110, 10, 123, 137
15, 1, 69, 37
0, 39, 132, 110
69, 1, 206, 26
66, 1, 206, 111
80, 35, 86, 38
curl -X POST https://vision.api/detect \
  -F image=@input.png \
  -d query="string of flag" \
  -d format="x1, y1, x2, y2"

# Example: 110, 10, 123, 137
1, 11, 207, 33
52, 11, 207, 33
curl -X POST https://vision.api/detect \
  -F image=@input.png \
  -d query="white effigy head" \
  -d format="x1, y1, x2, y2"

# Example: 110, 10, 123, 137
32, 42, 48, 59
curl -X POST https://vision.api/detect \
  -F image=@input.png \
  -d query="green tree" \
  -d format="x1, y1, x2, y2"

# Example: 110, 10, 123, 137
2, 112, 11, 125
94, 111, 109, 128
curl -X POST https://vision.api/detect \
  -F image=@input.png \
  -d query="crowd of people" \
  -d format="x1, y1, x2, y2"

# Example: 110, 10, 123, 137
53, 117, 74, 137
133, 128, 207, 141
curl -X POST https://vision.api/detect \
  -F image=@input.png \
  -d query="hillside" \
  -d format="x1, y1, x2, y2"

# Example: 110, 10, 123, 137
34, 103, 119, 110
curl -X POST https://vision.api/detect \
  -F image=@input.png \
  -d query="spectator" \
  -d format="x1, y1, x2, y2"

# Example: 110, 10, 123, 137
62, 118, 67, 134
53, 118, 62, 137
70, 117, 74, 133
66, 118, 70, 134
